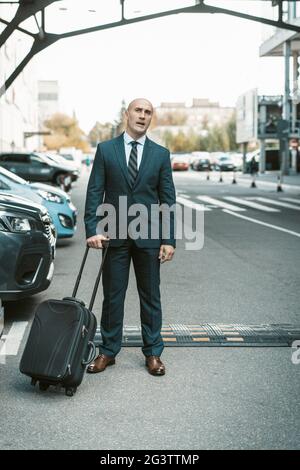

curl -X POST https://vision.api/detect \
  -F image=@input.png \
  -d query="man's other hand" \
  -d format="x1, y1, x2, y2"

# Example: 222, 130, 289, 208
86, 234, 109, 249
158, 245, 175, 264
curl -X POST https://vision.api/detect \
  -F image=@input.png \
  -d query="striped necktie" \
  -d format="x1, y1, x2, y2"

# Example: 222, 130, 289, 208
128, 141, 138, 187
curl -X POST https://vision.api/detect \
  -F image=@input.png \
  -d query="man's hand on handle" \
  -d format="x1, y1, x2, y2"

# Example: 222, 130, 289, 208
87, 237, 174, 261
86, 234, 109, 249
158, 245, 175, 264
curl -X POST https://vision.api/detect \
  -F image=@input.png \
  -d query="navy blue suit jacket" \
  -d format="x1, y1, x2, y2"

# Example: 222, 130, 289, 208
84, 133, 176, 248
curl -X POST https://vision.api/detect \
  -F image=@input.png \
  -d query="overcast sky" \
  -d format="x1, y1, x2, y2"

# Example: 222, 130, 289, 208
26, 0, 286, 133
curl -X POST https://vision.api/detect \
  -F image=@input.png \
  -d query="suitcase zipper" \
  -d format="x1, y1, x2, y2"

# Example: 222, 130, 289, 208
82, 325, 88, 338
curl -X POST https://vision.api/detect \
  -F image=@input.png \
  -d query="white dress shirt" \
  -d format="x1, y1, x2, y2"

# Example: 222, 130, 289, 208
123, 131, 146, 170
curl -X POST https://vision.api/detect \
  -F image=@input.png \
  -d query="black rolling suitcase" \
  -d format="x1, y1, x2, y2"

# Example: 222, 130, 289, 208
19, 242, 109, 397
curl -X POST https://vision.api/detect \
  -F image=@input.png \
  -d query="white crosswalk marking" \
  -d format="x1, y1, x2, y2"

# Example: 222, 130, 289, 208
223, 210, 300, 238
254, 197, 300, 210
280, 198, 300, 204
196, 195, 246, 211
176, 190, 188, 195
0, 321, 28, 356
177, 194, 300, 213
176, 196, 211, 211
223, 196, 280, 212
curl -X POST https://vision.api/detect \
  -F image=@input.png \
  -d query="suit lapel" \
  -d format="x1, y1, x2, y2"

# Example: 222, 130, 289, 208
113, 133, 131, 188
133, 137, 153, 189
113, 134, 153, 189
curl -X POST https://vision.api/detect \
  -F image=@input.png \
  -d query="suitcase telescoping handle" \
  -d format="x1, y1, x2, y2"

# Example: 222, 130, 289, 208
72, 240, 109, 311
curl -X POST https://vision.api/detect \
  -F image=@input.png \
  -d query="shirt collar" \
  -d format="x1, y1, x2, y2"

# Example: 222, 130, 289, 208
124, 131, 146, 146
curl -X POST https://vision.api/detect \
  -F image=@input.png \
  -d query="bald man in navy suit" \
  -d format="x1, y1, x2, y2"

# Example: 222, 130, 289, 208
84, 98, 176, 376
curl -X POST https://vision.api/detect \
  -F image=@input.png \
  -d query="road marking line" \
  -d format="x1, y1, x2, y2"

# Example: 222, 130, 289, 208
196, 195, 246, 211
254, 197, 300, 210
223, 196, 280, 212
176, 191, 189, 197
222, 210, 300, 238
192, 337, 210, 342
226, 337, 244, 342
176, 196, 211, 211
280, 198, 300, 204
0, 322, 28, 356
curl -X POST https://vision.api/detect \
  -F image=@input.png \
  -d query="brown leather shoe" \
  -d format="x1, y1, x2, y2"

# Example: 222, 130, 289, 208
145, 356, 165, 376
86, 354, 116, 374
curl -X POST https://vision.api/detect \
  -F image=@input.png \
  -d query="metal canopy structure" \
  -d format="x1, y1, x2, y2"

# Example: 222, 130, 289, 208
1, 0, 300, 98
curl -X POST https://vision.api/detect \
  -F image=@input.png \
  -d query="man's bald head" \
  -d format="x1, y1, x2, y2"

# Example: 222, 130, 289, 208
127, 98, 153, 113
125, 98, 153, 140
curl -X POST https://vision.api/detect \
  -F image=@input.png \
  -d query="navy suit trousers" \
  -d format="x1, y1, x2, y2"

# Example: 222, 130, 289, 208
100, 238, 164, 358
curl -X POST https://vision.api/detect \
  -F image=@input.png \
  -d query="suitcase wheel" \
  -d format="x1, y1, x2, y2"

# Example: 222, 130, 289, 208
31, 378, 37, 387
39, 382, 49, 392
65, 387, 77, 397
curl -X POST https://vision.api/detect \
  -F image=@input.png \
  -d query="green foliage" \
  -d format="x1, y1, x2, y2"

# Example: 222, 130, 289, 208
161, 112, 238, 153
156, 111, 187, 126
88, 121, 114, 145
114, 99, 127, 136
43, 113, 89, 152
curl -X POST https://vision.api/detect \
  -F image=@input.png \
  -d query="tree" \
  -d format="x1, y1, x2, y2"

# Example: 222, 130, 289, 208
43, 113, 90, 152
225, 112, 238, 151
162, 130, 199, 152
160, 114, 237, 153
114, 99, 127, 136
149, 108, 158, 130
88, 121, 113, 146
156, 111, 187, 126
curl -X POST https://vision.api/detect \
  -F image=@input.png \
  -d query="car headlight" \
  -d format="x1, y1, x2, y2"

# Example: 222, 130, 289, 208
0, 215, 38, 233
0, 218, 8, 231
37, 190, 63, 204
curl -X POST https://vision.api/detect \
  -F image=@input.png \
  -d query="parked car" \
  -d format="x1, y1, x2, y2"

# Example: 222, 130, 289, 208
0, 193, 57, 301
214, 154, 236, 171
0, 166, 77, 238
210, 152, 225, 168
171, 155, 190, 171
191, 157, 211, 171
0, 152, 78, 186
189, 151, 210, 166
228, 152, 243, 171
41, 153, 80, 181
58, 151, 82, 173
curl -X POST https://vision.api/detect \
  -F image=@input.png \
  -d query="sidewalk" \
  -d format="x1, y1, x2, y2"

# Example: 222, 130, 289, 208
226, 171, 300, 191
240, 171, 300, 185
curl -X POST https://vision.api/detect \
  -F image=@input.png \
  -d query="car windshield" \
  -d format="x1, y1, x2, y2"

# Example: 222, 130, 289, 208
34, 153, 56, 166
39, 153, 65, 164
219, 156, 230, 161
0, 166, 28, 185
61, 154, 74, 161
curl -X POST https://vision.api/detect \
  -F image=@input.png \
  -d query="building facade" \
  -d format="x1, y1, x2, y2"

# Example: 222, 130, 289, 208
259, 0, 300, 174
0, 4, 39, 152
38, 80, 59, 129
155, 98, 234, 130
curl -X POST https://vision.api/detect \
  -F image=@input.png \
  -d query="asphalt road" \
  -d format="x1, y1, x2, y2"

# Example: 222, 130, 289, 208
1, 166, 300, 450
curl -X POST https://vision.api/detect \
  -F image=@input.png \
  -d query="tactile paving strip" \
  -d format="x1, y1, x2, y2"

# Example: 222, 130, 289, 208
94, 323, 300, 347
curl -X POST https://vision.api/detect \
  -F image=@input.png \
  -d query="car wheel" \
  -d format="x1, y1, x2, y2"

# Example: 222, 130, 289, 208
54, 173, 65, 186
